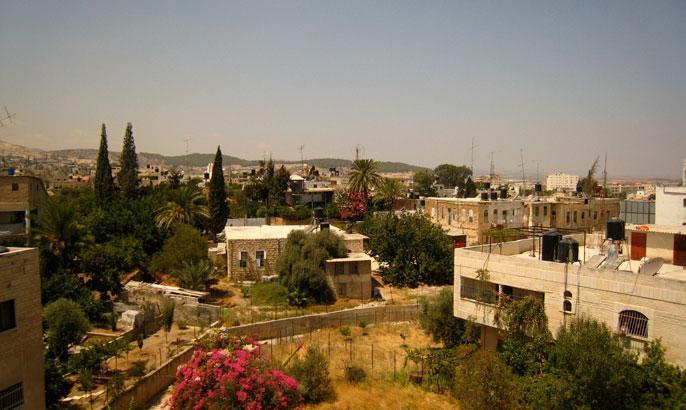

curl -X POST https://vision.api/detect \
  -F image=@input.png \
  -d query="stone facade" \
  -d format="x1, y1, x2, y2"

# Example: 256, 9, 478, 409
325, 254, 373, 300
0, 176, 47, 237
453, 239, 686, 366
0, 248, 45, 409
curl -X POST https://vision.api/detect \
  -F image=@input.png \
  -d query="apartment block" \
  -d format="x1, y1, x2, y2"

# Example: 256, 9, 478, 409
0, 247, 45, 409
545, 173, 580, 191
0, 176, 47, 238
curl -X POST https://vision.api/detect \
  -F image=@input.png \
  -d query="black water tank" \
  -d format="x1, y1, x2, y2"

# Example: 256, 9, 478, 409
576, 184, 583, 193
480, 192, 489, 201
490, 191, 498, 200
542, 231, 562, 261
557, 238, 579, 262
500, 188, 508, 198
535, 183, 542, 193
607, 218, 625, 241
319, 222, 330, 230
483, 182, 491, 190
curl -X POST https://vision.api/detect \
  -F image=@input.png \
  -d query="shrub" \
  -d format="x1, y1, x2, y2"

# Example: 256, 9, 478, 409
250, 283, 289, 306
452, 349, 523, 410
339, 326, 352, 338
419, 288, 470, 348
150, 224, 207, 274
344, 364, 367, 384
289, 345, 336, 404
169, 337, 301, 409
128, 360, 148, 379
176, 319, 188, 330
44, 298, 91, 359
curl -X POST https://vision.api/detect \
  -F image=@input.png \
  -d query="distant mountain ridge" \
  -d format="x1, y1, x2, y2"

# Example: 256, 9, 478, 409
0, 140, 426, 173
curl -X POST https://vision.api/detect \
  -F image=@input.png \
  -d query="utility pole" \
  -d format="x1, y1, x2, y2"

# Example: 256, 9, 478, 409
184, 137, 191, 179
489, 151, 495, 180
299, 145, 305, 172
470, 138, 479, 174
603, 152, 608, 198
520, 149, 526, 195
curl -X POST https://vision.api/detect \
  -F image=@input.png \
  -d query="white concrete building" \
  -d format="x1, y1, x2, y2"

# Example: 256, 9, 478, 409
655, 185, 686, 226
545, 173, 580, 192
453, 234, 686, 366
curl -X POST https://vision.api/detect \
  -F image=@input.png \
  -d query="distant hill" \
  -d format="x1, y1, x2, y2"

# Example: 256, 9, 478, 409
0, 139, 425, 173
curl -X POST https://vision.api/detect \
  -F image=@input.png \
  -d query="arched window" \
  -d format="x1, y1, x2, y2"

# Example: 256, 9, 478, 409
563, 290, 572, 299
563, 300, 572, 312
619, 310, 648, 338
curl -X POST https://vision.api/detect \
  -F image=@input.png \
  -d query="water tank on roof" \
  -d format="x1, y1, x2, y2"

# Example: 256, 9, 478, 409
490, 191, 498, 201
535, 183, 542, 193
542, 231, 562, 261
500, 187, 508, 199
483, 182, 491, 190
606, 218, 625, 241
7, 168, 15, 176
576, 184, 583, 193
480, 192, 489, 201
558, 238, 579, 263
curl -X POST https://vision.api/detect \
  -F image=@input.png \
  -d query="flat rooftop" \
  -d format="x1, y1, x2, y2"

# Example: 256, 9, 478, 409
224, 224, 366, 241
327, 252, 373, 262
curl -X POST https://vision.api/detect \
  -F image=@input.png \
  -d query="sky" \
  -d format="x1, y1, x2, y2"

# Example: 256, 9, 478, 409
1, 1, 685, 179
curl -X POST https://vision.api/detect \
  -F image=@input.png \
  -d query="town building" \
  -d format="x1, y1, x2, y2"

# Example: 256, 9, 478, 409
286, 175, 336, 207
620, 200, 655, 225
0, 176, 48, 238
452, 230, 686, 366
0, 247, 45, 409
224, 223, 366, 283
626, 224, 686, 266
545, 173, 580, 192
324, 253, 374, 300
655, 159, 686, 226
526, 196, 620, 232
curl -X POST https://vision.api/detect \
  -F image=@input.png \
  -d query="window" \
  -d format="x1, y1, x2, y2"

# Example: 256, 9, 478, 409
618, 310, 648, 338
563, 290, 572, 299
573, 211, 578, 223
0, 383, 23, 409
594, 211, 598, 220
502, 210, 507, 223
469, 209, 474, 223
563, 300, 572, 312
11, 183, 18, 191
566, 212, 570, 224
483, 209, 489, 223
535, 207, 539, 217
461, 209, 466, 223
335, 263, 344, 275
239, 251, 248, 268
683, 198, 686, 207
0, 300, 16, 332
255, 250, 266, 268
349, 262, 359, 275
543, 206, 548, 217
581, 212, 585, 220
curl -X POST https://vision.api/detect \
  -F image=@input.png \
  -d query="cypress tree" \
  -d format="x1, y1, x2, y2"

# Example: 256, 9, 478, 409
117, 122, 139, 198
208, 146, 229, 234
94, 123, 114, 205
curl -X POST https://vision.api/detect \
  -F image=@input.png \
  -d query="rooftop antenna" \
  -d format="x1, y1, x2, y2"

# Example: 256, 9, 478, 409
519, 148, 527, 194
470, 138, 479, 174
354, 144, 364, 161
489, 151, 495, 180
603, 152, 608, 198
184, 137, 191, 178
300, 144, 305, 171
0, 106, 16, 127
531, 160, 541, 182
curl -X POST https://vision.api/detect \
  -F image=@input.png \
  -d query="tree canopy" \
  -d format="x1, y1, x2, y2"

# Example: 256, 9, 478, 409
117, 122, 139, 197
434, 164, 472, 192
412, 170, 437, 197
94, 124, 114, 205
208, 146, 229, 234
348, 159, 381, 197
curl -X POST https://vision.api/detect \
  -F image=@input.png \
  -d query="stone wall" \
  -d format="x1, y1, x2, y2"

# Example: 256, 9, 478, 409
122, 290, 223, 327
0, 248, 45, 410
227, 238, 286, 281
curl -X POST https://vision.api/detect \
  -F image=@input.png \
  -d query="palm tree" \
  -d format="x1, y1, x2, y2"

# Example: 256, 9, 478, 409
348, 159, 381, 197
155, 185, 209, 229
173, 259, 217, 291
375, 178, 406, 210
34, 198, 89, 267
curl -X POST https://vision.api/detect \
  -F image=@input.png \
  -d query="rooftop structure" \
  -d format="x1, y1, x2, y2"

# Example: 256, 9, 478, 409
546, 173, 580, 192
0, 175, 48, 238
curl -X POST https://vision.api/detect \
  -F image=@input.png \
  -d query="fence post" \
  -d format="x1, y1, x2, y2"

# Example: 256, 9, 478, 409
371, 344, 374, 372
393, 350, 396, 379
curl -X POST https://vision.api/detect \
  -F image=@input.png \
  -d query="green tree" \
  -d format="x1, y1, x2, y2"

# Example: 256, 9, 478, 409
94, 123, 114, 205
359, 213, 452, 287
412, 170, 437, 196
161, 298, 175, 343
419, 288, 470, 348
34, 198, 90, 270
44, 357, 72, 409
150, 224, 208, 274
579, 156, 599, 196
117, 122, 139, 198
80, 236, 148, 298
44, 298, 91, 360
639, 339, 686, 409
348, 158, 381, 198
155, 184, 209, 229
463, 177, 477, 198
208, 146, 229, 234
434, 164, 472, 191
276, 229, 347, 305
373, 177, 405, 211
173, 259, 218, 291
547, 316, 643, 409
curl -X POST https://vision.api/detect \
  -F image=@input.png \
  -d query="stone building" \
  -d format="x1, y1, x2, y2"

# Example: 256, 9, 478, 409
453, 235, 686, 366
0, 176, 48, 238
526, 197, 620, 232
325, 253, 374, 300
224, 224, 366, 282
0, 247, 45, 409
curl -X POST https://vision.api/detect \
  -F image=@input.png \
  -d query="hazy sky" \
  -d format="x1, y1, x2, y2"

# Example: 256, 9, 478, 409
1, 1, 684, 178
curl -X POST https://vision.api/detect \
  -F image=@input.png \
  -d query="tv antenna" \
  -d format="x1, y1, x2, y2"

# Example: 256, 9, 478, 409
470, 138, 479, 174
354, 144, 364, 161
489, 151, 496, 180
184, 137, 191, 176
299, 144, 305, 170
0, 106, 16, 127
519, 148, 527, 194
531, 159, 542, 182
602, 152, 608, 198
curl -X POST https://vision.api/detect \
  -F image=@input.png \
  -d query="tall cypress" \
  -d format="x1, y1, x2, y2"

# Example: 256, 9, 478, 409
208, 146, 229, 234
117, 122, 139, 198
94, 123, 114, 205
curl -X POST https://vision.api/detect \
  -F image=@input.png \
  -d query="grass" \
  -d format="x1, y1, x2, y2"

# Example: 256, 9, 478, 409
249, 283, 289, 306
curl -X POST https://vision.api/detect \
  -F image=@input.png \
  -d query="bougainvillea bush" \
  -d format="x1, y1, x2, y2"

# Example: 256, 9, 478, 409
169, 335, 302, 410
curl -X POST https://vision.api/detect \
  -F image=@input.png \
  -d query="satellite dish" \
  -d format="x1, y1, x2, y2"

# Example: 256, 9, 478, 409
639, 257, 664, 276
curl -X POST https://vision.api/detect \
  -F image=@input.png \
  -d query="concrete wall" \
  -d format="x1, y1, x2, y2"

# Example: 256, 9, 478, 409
0, 248, 45, 410
656, 186, 686, 226
122, 290, 223, 327
453, 246, 686, 366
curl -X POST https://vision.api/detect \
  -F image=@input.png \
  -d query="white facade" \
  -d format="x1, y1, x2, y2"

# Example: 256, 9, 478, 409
545, 173, 579, 191
655, 185, 686, 226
